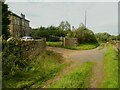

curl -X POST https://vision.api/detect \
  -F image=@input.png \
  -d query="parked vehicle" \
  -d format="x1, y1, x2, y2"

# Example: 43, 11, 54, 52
21, 36, 34, 41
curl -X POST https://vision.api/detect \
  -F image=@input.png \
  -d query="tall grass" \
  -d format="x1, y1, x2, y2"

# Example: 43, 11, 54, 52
65, 43, 99, 50
100, 44, 118, 88
47, 41, 99, 50
46, 42, 63, 47
3, 50, 67, 88
48, 62, 94, 88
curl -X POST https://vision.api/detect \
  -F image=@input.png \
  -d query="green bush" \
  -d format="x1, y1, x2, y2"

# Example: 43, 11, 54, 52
74, 27, 98, 44
95, 32, 111, 43
46, 42, 63, 47
2, 39, 28, 76
3, 50, 66, 88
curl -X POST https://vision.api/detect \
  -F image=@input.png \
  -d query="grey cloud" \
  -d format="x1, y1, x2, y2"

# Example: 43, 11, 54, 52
6, 2, 118, 35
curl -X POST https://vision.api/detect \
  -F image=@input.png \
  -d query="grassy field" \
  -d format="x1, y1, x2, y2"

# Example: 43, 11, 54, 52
3, 50, 67, 88
100, 44, 118, 88
46, 42, 63, 47
65, 43, 99, 50
48, 62, 94, 88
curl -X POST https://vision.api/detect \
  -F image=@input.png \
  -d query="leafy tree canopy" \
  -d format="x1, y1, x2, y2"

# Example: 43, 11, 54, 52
95, 32, 111, 43
2, 2, 11, 39
72, 23, 98, 44
58, 21, 71, 31
30, 26, 67, 42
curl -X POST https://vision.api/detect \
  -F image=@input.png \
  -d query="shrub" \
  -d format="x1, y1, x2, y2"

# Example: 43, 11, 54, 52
95, 32, 111, 43
74, 28, 98, 44
2, 39, 28, 76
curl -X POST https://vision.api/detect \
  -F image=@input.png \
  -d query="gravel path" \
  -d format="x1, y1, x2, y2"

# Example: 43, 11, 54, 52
47, 46, 107, 63
46, 45, 107, 88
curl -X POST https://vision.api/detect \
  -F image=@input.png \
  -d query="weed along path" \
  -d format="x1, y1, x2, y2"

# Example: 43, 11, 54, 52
42, 46, 107, 88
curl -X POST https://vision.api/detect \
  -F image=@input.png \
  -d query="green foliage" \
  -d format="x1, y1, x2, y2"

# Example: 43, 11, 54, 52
65, 43, 99, 50
46, 42, 63, 47
49, 62, 94, 88
2, 2, 11, 39
58, 21, 71, 31
30, 26, 67, 42
66, 31, 75, 38
2, 39, 28, 76
117, 34, 120, 40
98, 43, 105, 50
3, 50, 66, 88
100, 44, 118, 88
74, 25, 98, 44
108, 35, 117, 40
95, 32, 111, 43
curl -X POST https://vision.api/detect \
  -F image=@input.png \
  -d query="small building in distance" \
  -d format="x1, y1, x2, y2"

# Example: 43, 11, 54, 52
9, 12, 31, 37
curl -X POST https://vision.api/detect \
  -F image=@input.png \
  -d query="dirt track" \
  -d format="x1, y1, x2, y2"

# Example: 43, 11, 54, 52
47, 46, 107, 62
44, 46, 107, 88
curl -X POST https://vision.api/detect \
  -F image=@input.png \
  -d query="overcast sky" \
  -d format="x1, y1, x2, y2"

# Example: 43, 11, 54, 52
6, 0, 118, 35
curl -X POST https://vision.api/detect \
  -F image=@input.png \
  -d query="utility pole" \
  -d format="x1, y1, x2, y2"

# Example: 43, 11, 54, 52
85, 10, 87, 29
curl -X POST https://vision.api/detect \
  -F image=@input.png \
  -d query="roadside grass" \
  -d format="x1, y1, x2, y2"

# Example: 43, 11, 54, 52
100, 44, 118, 88
3, 50, 67, 88
47, 41, 99, 50
65, 43, 99, 50
46, 42, 63, 47
98, 43, 105, 50
48, 62, 94, 88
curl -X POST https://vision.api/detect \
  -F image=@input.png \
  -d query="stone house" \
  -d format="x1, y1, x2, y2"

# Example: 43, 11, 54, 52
9, 12, 31, 37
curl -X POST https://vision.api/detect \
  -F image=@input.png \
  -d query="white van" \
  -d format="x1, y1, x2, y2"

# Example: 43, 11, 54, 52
21, 36, 34, 41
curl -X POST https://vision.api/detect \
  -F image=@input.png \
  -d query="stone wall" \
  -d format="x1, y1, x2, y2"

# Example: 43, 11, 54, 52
63, 38, 78, 47
21, 38, 46, 59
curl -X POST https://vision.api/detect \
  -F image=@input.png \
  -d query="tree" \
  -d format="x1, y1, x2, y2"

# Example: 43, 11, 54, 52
2, 2, 11, 39
79, 23, 86, 30
117, 34, 120, 40
66, 31, 75, 38
95, 32, 111, 43
30, 26, 67, 42
58, 21, 71, 31
74, 24, 98, 44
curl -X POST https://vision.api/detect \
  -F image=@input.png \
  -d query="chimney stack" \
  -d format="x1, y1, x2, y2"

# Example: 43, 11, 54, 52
21, 13, 25, 19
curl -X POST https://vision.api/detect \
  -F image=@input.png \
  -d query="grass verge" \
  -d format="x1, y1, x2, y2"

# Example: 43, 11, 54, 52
3, 50, 67, 88
98, 43, 105, 50
48, 62, 94, 88
46, 42, 63, 47
65, 43, 99, 50
100, 44, 118, 88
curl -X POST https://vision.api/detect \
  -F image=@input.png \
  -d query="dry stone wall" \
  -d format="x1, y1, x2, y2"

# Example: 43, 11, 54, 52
21, 38, 46, 59
63, 38, 78, 47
